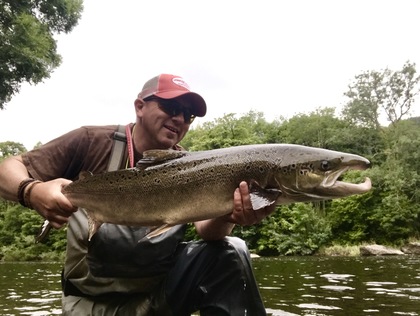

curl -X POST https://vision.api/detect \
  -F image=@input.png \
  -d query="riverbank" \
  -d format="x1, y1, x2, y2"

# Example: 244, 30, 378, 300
2, 240, 420, 262
317, 240, 420, 256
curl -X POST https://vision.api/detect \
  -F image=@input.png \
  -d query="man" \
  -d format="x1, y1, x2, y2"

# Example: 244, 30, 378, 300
0, 74, 275, 315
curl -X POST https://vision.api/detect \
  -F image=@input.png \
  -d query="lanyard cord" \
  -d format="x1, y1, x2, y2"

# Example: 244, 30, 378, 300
125, 124, 136, 168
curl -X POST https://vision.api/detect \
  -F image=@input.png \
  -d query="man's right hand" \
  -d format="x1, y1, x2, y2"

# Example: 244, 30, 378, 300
29, 178, 78, 228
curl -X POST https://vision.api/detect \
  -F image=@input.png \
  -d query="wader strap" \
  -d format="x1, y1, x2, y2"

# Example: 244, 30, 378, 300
106, 124, 128, 172
62, 124, 129, 297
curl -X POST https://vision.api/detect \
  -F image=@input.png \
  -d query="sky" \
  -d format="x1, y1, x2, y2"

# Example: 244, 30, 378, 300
1, 0, 420, 150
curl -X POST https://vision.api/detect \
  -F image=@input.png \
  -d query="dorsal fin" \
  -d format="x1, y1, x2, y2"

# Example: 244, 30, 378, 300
78, 171, 93, 180
136, 150, 189, 168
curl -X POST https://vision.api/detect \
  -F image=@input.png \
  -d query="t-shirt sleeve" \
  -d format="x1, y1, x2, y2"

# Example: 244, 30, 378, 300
22, 125, 118, 181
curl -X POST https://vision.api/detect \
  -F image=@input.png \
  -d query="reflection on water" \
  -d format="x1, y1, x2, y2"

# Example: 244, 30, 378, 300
253, 256, 420, 315
0, 262, 62, 315
1, 256, 420, 315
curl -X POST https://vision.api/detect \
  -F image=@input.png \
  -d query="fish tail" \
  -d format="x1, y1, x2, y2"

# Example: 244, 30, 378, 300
35, 220, 52, 243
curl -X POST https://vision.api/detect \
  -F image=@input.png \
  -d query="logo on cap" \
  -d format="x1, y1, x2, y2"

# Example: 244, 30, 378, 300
172, 77, 190, 91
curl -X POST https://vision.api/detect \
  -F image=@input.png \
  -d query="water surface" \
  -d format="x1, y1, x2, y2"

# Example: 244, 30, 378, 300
254, 256, 420, 315
1, 256, 419, 315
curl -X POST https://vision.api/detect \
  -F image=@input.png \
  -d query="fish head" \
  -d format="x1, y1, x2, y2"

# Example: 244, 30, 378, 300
273, 150, 372, 203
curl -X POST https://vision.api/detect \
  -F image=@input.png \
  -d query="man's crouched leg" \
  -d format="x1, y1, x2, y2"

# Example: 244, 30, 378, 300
161, 236, 266, 316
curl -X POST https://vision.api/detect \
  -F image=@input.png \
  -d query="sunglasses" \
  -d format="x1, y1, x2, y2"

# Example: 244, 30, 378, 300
145, 97, 196, 124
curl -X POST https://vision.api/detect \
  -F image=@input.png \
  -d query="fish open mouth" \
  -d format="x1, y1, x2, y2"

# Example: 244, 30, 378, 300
319, 166, 372, 197
327, 177, 372, 196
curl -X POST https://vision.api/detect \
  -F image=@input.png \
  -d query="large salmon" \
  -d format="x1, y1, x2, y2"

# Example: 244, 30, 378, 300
37, 144, 372, 241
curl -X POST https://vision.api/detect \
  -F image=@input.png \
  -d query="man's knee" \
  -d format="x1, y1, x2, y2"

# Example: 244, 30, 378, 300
223, 236, 249, 255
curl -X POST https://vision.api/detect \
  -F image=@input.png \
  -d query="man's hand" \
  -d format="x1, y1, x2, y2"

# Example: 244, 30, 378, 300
195, 181, 277, 240
228, 181, 276, 226
29, 179, 77, 228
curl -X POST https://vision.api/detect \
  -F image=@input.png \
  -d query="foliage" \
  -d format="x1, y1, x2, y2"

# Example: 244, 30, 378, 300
342, 61, 420, 129
370, 119, 420, 243
328, 173, 375, 244
275, 107, 385, 160
234, 203, 332, 256
181, 111, 273, 150
0, 200, 66, 261
0, 0, 83, 109
0, 141, 27, 161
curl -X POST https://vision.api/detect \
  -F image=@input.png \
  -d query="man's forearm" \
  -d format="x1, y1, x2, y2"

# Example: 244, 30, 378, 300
194, 216, 235, 241
0, 156, 30, 201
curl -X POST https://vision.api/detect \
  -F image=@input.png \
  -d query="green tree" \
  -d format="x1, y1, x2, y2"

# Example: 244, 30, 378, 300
0, 0, 83, 109
181, 111, 274, 150
276, 107, 382, 159
0, 141, 27, 161
277, 107, 349, 147
330, 119, 420, 244
342, 61, 420, 130
328, 171, 376, 244
372, 119, 420, 242
234, 203, 332, 256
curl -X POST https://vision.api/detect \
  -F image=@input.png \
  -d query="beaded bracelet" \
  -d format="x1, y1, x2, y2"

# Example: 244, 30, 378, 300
23, 180, 42, 209
17, 178, 37, 207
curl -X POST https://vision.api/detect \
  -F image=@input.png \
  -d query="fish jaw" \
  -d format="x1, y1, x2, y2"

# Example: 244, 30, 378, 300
325, 177, 372, 196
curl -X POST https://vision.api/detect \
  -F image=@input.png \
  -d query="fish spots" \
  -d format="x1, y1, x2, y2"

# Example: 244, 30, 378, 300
229, 168, 236, 175
281, 163, 300, 175
299, 169, 308, 175
298, 163, 315, 176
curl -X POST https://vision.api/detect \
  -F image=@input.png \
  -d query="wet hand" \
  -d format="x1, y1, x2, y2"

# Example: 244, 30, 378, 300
28, 179, 77, 228
229, 181, 276, 226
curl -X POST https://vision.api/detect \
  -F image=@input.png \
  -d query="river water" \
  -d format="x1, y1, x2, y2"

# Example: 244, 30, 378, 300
1, 256, 419, 315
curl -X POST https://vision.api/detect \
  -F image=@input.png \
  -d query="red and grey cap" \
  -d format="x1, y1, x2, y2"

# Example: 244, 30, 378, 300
138, 74, 207, 117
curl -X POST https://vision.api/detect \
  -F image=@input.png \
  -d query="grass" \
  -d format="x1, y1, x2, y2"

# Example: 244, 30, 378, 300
316, 244, 361, 256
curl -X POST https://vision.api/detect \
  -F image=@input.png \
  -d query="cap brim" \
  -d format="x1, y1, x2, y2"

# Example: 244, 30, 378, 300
155, 91, 207, 117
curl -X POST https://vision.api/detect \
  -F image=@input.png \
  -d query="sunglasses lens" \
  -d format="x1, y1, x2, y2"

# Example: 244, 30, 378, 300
157, 100, 195, 124
159, 103, 177, 116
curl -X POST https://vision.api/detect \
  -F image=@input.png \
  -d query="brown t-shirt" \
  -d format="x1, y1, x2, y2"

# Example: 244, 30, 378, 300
22, 125, 120, 181
22, 125, 186, 296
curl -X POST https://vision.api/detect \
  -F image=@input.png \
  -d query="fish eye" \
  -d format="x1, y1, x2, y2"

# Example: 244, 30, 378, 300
320, 160, 330, 170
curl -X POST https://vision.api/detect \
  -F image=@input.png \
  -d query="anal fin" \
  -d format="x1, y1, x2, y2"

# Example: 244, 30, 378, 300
86, 209, 103, 241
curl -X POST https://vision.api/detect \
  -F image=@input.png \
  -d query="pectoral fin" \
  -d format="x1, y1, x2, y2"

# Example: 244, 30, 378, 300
249, 180, 281, 210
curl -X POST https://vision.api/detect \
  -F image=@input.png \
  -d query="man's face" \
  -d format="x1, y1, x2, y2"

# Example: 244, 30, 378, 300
136, 97, 193, 150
